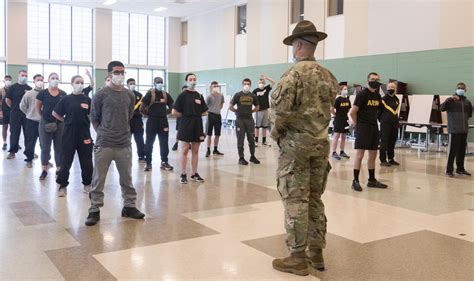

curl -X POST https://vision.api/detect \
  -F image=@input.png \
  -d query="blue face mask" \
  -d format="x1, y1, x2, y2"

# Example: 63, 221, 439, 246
155, 83, 163, 91
456, 89, 465, 96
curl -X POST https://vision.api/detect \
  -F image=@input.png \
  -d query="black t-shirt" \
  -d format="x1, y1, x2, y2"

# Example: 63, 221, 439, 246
231, 91, 259, 119
5, 83, 32, 112
53, 94, 91, 128
142, 89, 174, 118
252, 85, 272, 111
36, 89, 67, 122
353, 88, 382, 125
334, 96, 351, 122
173, 90, 208, 117
83, 85, 93, 97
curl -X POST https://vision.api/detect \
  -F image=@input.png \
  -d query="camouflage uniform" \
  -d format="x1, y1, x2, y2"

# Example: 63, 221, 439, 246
270, 57, 337, 253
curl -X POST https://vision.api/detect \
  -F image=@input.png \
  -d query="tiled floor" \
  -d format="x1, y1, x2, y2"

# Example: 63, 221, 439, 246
1, 124, 473, 280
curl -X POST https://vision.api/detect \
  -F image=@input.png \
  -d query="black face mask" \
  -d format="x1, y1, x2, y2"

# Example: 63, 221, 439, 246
387, 89, 395, 95
368, 81, 381, 89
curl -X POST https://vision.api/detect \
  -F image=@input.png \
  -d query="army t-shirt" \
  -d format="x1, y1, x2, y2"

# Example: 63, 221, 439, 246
231, 91, 259, 119
334, 96, 351, 122
353, 88, 382, 125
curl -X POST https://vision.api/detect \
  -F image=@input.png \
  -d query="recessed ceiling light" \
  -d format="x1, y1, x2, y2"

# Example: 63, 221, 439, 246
154, 7, 168, 12
103, 0, 117, 6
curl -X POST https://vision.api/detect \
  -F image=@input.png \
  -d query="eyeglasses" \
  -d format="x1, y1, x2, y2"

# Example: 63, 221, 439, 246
111, 71, 126, 75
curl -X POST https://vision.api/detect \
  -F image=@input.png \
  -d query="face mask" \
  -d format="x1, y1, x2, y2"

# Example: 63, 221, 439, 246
128, 85, 136, 92
105, 81, 111, 87
72, 84, 84, 94
387, 89, 395, 95
368, 81, 381, 90
456, 89, 465, 96
111, 74, 125, 86
18, 77, 28, 85
341, 89, 348, 96
258, 83, 265, 89
243, 85, 250, 92
4, 80, 11, 87
49, 79, 59, 88
34, 81, 44, 89
155, 83, 164, 91
187, 81, 196, 89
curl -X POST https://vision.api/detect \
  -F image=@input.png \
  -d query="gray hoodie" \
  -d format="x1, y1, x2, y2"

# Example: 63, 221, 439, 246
20, 88, 42, 121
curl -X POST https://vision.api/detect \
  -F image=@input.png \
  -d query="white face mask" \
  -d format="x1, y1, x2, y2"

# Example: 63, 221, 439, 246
4, 80, 12, 87
341, 89, 348, 96
155, 83, 164, 91
111, 74, 125, 86
49, 79, 59, 88
72, 83, 84, 94
34, 81, 44, 89
243, 85, 250, 92
128, 84, 136, 92
187, 81, 196, 89
18, 76, 28, 85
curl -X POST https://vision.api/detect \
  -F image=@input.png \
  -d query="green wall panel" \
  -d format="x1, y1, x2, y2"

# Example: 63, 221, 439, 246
95, 68, 108, 89
6, 64, 28, 78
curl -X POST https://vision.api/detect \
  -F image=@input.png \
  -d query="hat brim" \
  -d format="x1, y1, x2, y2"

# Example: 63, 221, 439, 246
283, 31, 328, 46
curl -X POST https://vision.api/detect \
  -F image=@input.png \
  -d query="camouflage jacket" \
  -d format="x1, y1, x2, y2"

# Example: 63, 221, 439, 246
270, 57, 338, 144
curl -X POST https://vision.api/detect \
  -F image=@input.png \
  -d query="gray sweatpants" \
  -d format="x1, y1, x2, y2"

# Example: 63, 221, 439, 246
236, 118, 255, 158
38, 119, 64, 167
88, 146, 137, 213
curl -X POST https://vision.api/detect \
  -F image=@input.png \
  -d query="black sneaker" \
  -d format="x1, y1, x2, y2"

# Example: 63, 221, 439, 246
339, 151, 350, 159
180, 174, 188, 184
380, 161, 391, 167
331, 152, 341, 160
191, 173, 205, 182
1, 144, 6, 151
205, 150, 211, 157
121, 207, 145, 219
262, 142, 268, 146
85, 211, 100, 226
352, 180, 363, 192
6, 153, 15, 159
367, 180, 388, 189
389, 160, 400, 166
239, 157, 249, 165
249, 155, 261, 164
26, 161, 33, 168
172, 143, 178, 151
456, 170, 471, 176
160, 162, 174, 171
213, 150, 224, 155
39, 170, 48, 180
446, 171, 454, 177
144, 164, 152, 171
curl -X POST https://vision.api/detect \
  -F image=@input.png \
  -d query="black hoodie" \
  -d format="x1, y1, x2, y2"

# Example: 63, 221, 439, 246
440, 94, 472, 134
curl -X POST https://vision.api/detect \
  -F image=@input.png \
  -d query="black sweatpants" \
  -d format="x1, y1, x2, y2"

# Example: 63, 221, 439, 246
379, 122, 398, 162
236, 118, 255, 158
145, 117, 170, 165
130, 116, 145, 159
56, 126, 93, 187
446, 133, 468, 173
9, 111, 27, 153
24, 119, 39, 161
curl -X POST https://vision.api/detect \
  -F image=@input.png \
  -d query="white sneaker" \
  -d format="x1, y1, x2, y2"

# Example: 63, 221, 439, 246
255, 142, 259, 147
83, 185, 92, 193
58, 187, 67, 197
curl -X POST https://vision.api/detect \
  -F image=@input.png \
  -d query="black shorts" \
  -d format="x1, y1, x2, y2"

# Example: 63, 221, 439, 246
2, 110, 10, 125
177, 116, 205, 143
333, 117, 349, 133
354, 123, 379, 150
175, 117, 181, 130
206, 112, 222, 136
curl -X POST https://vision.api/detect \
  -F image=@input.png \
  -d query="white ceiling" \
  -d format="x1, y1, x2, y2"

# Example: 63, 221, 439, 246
34, 0, 244, 18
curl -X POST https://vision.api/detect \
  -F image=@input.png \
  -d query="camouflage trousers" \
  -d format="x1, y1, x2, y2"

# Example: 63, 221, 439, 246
276, 138, 331, 253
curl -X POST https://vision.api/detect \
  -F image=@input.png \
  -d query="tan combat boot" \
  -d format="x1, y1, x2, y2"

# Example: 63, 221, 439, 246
272, 251, 309, 276
306, 247, 325, 271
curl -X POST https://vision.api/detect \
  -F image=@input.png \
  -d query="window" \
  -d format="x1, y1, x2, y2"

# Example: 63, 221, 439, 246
0, 62, 5, 85
28, 63, 92, 92
237, 5, 247, 35
328, 0, 344, 16
290, 0, 304, 24
125, 68, 165, 93
181, 21, 188, 46
0, 0, 5, 58
112, 11, 166, 67
28, 1, 93, 62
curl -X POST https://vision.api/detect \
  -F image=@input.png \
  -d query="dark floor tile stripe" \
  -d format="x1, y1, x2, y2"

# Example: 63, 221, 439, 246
9, 201, 56, 226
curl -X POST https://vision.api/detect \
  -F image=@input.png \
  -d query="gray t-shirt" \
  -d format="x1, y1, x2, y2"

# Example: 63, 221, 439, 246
91, 86, 135, 147
205, 93, 224, 115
